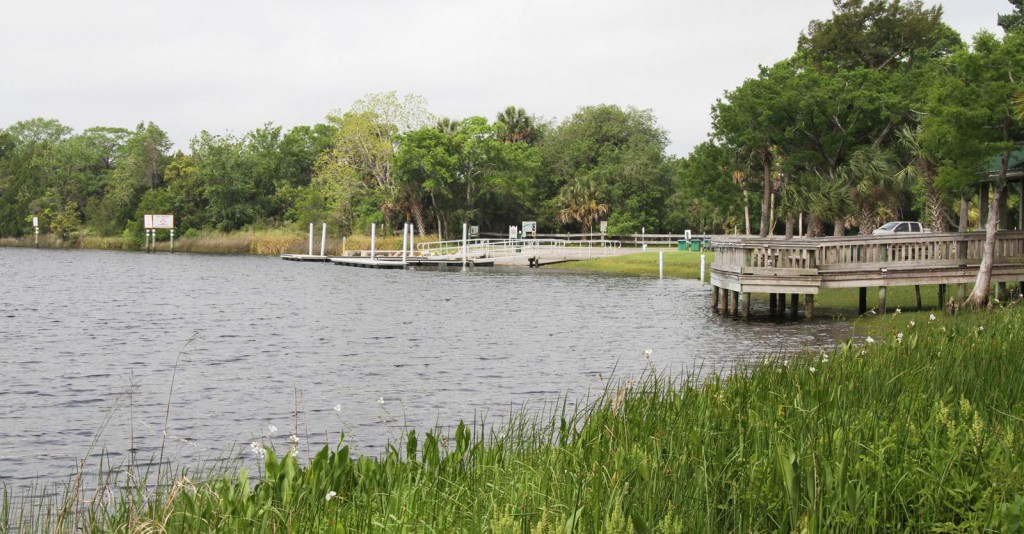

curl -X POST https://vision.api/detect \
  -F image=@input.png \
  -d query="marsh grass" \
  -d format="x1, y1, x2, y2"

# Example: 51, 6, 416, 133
9, 305, 1024, 532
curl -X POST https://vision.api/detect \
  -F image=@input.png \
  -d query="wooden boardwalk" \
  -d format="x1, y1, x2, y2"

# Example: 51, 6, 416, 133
710, 231, 1024, 319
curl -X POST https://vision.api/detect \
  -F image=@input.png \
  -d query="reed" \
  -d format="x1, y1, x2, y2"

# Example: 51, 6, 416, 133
10, 304, 1023, 532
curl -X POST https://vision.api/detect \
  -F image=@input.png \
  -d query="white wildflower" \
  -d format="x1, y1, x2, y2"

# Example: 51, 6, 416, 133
896, 332, 904, 344
866, 336, 875, 344
325, 491, 337, 501
250, 441, 266, 460
333, 404, 342, 412
822, 355, 829, 363
929, 313, 936, 321
287, 433, 300, 456
978, 325, 984, 332
809, 366, 816, 373
267, 424, 277, 435
377, 397, 385, 405
895, 308, 902, 314
909, 321, 916, 328
643, 349, 653, 357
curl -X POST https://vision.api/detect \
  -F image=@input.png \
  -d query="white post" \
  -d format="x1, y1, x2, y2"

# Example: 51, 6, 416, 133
370, 223, 376, 260
409, 224, 415, 256
462, 223, 468, 268
700, 254, 706, 284
170, 229, 175, 253
320, 223, 327, 257
659, 250, 664, 279
401, 222, 409, 265
308, 223, 314, 256
34, 227, 39, 248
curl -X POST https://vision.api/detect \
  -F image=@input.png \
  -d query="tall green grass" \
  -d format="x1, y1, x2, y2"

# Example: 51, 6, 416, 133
10, 305, 1024, 532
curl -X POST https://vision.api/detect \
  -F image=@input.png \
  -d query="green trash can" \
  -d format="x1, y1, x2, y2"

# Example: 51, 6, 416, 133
690, 239, 702, 252
677, 239, 687, 251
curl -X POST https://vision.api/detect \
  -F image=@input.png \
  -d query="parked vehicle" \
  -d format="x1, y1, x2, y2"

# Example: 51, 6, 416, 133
872, 221, 930, 235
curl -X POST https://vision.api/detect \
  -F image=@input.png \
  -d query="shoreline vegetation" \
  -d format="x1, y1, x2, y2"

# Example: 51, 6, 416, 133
4, 303, 1023, 531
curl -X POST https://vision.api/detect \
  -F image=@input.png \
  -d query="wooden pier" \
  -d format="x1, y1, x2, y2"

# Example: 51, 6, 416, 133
710, 231, 1024, 320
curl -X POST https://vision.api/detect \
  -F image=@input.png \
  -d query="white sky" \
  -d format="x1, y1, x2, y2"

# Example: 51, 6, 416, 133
0, 0, 1010, 158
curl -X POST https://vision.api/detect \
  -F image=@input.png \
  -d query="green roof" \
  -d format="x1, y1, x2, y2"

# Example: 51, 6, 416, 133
981, 147, 1024, 180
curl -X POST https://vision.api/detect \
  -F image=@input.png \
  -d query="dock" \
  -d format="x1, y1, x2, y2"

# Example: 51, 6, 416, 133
280, 253, 495, 269
709, 231, 1024, 320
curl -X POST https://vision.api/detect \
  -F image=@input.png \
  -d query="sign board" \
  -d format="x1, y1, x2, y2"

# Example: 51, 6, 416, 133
600, 220, 607, 234
145, 214, 175, 229
32, 216, 38, 228
522, 221, 537, 234
685, 229, 692, 241
470, 225, 479, 237
509, 226, 518, 240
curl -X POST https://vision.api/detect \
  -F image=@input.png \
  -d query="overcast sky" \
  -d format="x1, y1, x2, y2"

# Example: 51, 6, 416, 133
0, 0, 1011, 157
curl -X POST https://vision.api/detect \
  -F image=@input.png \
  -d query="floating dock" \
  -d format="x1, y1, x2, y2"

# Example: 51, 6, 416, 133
281, 254, 495, 269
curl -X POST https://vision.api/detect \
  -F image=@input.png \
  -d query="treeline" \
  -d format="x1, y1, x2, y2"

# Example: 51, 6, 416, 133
1, 1, 1022, 244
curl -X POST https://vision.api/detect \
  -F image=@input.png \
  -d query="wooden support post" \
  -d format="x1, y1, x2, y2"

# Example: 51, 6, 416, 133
878, 286, 888, 315
790, 294, 799, 318
722, 290, 730, 315
915, 285, 922, 310
741, 293, 750, 321
731, 290, 740, 317
859, 287, 867, 315
769, 293, 777, 312
938, 284, 946, 308
779, 293, 787, 313
998, 282, 1008, 302
957, 283, 967, 301
805, 294, 815, 320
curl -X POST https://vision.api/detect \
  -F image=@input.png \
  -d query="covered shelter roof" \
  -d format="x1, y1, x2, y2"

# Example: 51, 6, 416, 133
979, 146, 1024, 183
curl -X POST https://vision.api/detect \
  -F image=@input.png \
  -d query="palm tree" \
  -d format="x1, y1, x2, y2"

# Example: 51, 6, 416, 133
781, 172, 853, 237
837, 147, 908, 234
435, 118, 459, 135
896, 125, 949, 232
556, 176, 609, 233
496, 106, 535, 144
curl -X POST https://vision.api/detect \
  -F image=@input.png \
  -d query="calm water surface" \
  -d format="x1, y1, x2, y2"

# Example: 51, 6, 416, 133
0, 247, 851, 487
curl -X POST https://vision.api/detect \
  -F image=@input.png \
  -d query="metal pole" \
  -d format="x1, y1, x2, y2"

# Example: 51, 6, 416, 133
402, 222, 408, 265
170, 229, 175, 253
462, 223, 468, 268
370, 223, 376, 260
659, 250, 664, 279
320, 223, 327, 257
700, 254, 706, 284
34, 227, 39, 248
308, 223, 314, 256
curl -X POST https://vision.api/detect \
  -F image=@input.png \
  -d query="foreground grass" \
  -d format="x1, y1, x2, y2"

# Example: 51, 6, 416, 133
9, 305, 1024, 533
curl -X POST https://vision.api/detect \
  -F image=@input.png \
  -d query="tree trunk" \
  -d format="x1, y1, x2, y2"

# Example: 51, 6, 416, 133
959, 196, 969, 232
965, 184, 1003, 308
785, 216, 794, 239
833, 219, 845, 237
743, 190, 751, 236
924, 173, 946, 232
807, 214, 824, 237
858, 207, 876, 235
410, 198, 427, 238
759, 155, 771, 237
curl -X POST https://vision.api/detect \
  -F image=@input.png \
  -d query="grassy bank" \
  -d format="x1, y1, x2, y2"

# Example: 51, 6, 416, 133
0, 229, 434, 256
8, 305, 1024, 532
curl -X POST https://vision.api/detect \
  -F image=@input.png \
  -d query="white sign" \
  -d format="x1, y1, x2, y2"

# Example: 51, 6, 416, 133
509, 226, 518, 240
470, 225, 479, 237
685, 229, 692, 241
600, 220, 607, 234
32, 216, 38, 228
522, 221, 537, 234
145, 214, 175, 229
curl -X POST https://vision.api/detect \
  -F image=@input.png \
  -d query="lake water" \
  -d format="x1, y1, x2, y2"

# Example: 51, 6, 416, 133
0, 247, 851, 488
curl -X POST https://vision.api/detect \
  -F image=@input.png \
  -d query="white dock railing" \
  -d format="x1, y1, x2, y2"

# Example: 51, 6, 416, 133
417, 238, 622, 260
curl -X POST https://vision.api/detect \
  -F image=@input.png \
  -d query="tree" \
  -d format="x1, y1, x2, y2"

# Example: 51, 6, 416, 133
556, 176, 609, 233
924, 31, 1024, 308
838, 146, 907, 233
539, 105, 670, 233
998, 0, 1024, 32
895, 124, 949, 231
313, 92, 433, 234
495, 106, 536, 144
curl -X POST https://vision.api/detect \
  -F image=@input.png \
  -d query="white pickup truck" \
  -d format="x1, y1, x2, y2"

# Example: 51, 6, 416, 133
872, 221, 931, 235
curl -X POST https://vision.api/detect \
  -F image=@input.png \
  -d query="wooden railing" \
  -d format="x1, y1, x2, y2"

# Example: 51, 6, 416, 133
711, 231, 1024, 274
